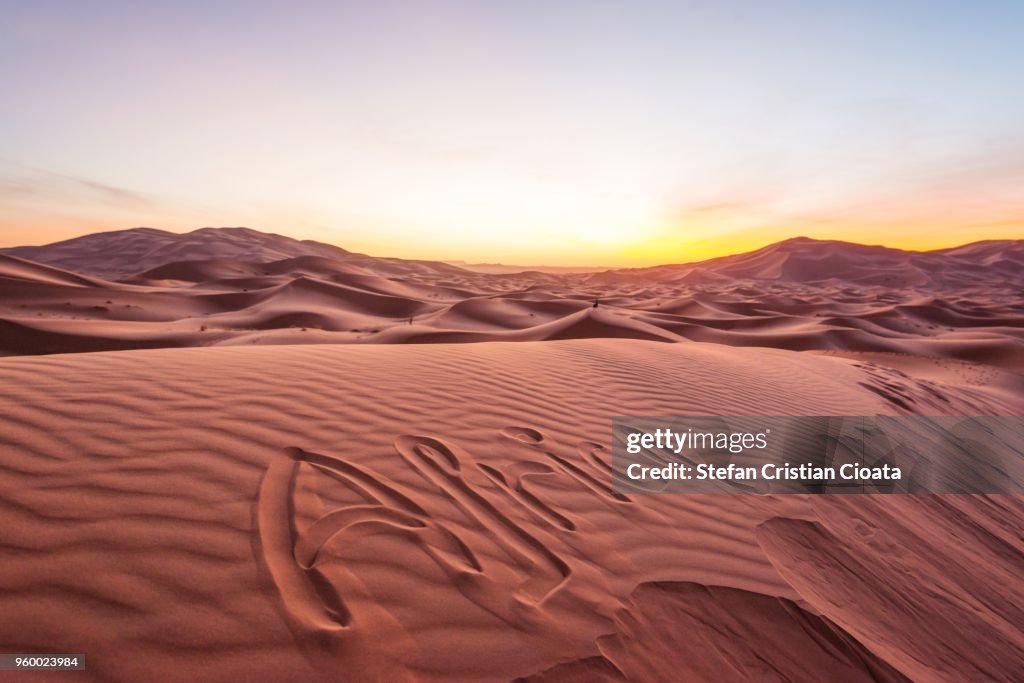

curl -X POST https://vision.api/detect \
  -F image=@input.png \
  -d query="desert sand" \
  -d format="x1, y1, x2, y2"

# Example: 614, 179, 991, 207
2, 229, 1022, 366
0, 228, 1022, 682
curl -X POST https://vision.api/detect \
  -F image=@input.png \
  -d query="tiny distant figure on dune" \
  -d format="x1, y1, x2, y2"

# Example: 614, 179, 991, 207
408, 316, 414, 325
593, 298, 600, 308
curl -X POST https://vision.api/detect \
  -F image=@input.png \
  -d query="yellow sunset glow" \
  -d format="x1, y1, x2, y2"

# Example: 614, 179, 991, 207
1, 3, 1021, 265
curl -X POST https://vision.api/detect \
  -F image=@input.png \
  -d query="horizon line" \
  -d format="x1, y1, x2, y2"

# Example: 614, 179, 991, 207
3, 224, 1021, 273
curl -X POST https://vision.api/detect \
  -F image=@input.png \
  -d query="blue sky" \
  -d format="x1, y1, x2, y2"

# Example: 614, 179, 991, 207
1, 1, 1021, 263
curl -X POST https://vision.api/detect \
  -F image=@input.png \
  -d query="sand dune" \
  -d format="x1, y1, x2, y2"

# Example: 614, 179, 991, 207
1, 229, 1022, 369
0, 253, 108, 288
585, 236, 1024, 288
0, 340, 1020, 681
1, 228, 1022, 680
523, 581, 909, 682
0, 227, 474, 282
1, 227, 357, 281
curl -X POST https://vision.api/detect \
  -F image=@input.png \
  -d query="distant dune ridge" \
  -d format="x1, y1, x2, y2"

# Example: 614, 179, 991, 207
0, 227, 1022, 363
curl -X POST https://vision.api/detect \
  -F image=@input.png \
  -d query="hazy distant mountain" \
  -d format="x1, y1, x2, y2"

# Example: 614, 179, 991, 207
0, 227, 472, 281
580, 236, 1024, 288
0, 227, 345, 280
2, 227, 1021, 289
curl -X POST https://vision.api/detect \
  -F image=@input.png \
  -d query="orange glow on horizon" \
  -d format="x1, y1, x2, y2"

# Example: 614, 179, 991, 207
2, 211, 1020, 270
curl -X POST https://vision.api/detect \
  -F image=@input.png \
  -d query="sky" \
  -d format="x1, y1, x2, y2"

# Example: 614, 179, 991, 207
1, 0, 1022, 266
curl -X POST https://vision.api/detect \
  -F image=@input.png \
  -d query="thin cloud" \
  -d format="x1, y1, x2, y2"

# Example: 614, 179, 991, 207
26, 168, 157, 208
